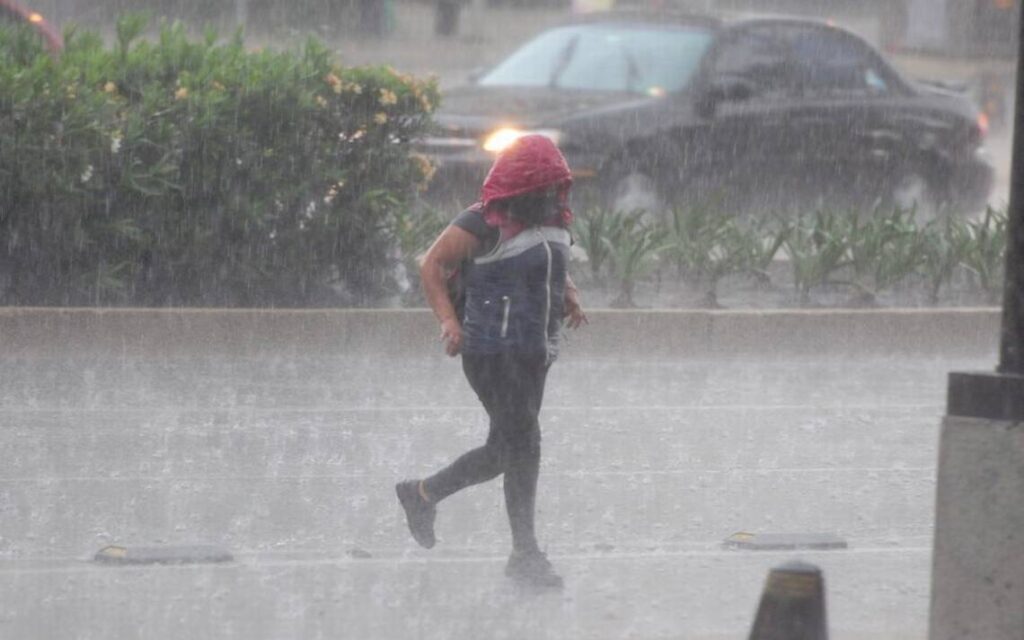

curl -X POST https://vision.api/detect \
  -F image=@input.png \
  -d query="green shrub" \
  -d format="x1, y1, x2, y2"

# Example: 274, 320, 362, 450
573, 206, 619, 284
956, 206, 1008, 304
846, 207, 928, 304
571, 200, 1007, 308
602, 210, 667, 308
0, 16, 438, 306
662, 203, 786, 307
388, 200, 449, 303
919, 216, 972, 305
33, 0, 368, 34
663, 202, 728, 282
783, 209, 853, 305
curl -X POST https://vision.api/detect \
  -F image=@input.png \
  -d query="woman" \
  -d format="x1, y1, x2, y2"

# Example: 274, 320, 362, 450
396, 135, 587, 589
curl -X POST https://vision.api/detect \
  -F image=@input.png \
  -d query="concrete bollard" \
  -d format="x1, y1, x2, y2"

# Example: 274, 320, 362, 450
748, 560, 828, 640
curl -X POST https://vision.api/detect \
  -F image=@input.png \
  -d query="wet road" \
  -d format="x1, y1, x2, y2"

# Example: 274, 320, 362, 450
0, 347, 995, 639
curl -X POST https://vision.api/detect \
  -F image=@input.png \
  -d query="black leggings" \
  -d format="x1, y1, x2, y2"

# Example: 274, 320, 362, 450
422, 352, 549, 554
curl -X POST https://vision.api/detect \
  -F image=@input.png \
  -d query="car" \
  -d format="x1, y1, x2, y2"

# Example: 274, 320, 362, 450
0, 0, 62, 54
418, 11, 994, 217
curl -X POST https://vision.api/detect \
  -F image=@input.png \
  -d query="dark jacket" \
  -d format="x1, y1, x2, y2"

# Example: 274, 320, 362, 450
460, 135, 573, 359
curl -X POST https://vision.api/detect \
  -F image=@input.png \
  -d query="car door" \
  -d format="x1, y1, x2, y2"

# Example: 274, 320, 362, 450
684, 26, 803, 214
777, 24, 911, 210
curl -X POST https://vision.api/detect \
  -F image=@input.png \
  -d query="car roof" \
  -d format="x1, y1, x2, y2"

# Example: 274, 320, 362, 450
563, 9, 724, 31
560, 9, 846, 36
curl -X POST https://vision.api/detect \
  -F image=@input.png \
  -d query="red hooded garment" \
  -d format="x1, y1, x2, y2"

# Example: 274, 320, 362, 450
477, 134, 573, 230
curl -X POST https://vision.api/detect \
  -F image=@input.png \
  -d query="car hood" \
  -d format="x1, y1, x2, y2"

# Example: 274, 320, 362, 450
436, 85, 654, 132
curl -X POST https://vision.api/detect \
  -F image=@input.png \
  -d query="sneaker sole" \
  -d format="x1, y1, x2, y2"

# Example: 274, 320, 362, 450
395, 482, 436, 549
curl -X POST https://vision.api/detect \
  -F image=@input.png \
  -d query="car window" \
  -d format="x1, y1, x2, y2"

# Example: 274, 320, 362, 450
710, 30, 796, 100
780, 26, 893, 97
478, 24, 713, 95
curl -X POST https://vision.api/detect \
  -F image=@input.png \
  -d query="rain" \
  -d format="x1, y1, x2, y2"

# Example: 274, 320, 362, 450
0, 1, 1019, 639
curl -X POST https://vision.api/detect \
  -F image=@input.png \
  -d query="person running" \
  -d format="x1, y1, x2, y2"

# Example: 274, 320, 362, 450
396, 134, 587, 589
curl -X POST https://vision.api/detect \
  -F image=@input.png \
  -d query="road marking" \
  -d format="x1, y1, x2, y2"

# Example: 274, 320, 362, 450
0, 403, 942, 415
0, 545, 933, 575
0, 467, 936, 483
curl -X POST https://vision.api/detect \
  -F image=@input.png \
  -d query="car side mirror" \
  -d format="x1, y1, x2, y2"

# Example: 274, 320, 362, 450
696, 77, 755, 118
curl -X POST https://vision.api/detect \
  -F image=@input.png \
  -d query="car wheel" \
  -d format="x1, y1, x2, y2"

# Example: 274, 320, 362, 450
888, 169, 940, 221
605, 170, 665, 217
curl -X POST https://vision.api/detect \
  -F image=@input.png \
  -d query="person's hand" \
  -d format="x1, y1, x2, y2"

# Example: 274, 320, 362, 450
564, 291, 588, 330
440, 317, 463, 356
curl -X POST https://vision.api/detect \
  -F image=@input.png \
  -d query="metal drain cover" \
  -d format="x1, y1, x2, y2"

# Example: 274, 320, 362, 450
723, 532, 847, 551
94, 544, 234, 565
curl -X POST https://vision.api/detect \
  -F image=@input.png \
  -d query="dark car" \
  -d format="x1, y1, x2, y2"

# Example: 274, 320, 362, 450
0, 0, 62, 53
419, 11, 993, 217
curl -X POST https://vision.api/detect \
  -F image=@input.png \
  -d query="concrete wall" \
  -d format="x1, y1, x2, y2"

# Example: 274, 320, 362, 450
0, 307, 1001, 359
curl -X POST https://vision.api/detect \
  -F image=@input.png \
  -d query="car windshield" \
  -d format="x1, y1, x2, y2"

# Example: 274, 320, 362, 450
478, 24, 713, 95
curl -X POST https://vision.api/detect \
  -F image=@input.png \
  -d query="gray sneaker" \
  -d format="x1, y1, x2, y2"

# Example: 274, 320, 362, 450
395, 480, 436, 549
505, 550, 563, 589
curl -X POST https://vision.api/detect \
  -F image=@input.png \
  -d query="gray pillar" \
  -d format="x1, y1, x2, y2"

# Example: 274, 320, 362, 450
929, 8, 1024, 640
1001, 8, 1024, 375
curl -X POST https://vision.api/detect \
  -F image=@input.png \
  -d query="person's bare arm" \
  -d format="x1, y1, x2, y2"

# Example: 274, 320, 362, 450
564, 273, 588, 329
419, 225, 480, 356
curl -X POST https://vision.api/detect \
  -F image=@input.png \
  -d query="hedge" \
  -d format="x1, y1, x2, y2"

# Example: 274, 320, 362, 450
26, 0, 376, 34
0, 16, 438, 306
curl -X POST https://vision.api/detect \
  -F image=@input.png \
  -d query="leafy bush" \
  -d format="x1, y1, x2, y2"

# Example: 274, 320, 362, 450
570, 203, 1007, 308
602, 210, 666, 308
388, 200, 449, 303
919, 216, 972, 305
779, 209, 851, 304
662, 203, 787, 306
955, 206, 1008, 304
846, 206, 928, 305
0, 16, 438, 306
33, 0, 370, 34
573, 206, 619, 284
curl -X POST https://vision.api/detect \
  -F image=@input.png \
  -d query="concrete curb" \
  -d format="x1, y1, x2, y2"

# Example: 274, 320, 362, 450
0, 307, 1001, 358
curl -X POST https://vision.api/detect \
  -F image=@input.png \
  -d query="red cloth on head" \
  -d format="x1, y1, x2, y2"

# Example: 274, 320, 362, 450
478, 134, 573, 230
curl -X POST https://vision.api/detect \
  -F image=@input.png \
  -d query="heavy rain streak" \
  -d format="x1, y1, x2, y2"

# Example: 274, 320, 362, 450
0, 0, 1015, 639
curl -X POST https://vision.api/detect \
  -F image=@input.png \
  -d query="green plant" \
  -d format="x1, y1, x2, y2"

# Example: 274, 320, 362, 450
689, 220, 752, 308
957, 206, 1008, 304
918, 215, 970, 305
845, 206, 927, 304
663, 201, 729, 281
50, 0, 366, 35
740, 215, 791, 285
0, 16, 439, 307
390, 204, 448, 268
603, 210, 667, 308
783, 209, 853, 305
573, 207, 621, 283
662, 205, 789, 306
388, 202, 450, 301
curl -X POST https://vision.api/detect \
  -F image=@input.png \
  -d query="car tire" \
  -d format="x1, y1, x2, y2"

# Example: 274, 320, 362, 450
599, 163, 669, 220
887, 168, 941, 221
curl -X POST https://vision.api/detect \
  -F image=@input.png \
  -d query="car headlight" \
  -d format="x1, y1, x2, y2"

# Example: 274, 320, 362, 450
482, 128, 562, 153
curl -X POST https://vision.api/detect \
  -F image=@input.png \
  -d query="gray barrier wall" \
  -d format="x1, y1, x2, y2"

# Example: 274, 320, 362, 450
0, 307, 1002, 358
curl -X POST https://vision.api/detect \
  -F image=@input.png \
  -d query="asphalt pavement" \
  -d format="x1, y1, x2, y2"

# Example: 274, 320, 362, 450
0, 346, 997, 639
